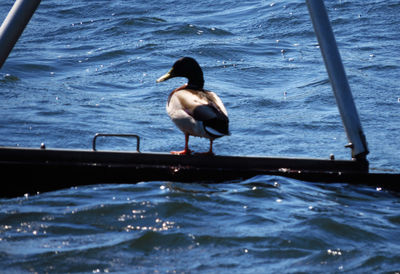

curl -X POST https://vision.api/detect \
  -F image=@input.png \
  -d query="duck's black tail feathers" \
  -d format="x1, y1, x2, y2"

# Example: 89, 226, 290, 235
204, 113, 230, 138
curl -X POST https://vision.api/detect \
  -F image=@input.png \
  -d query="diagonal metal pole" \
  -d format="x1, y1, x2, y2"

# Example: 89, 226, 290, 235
0, 0, 41, 69
306, 0, 369, 161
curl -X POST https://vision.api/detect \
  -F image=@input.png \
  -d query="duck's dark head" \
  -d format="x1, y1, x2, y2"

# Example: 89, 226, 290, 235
157, 57, 204, 89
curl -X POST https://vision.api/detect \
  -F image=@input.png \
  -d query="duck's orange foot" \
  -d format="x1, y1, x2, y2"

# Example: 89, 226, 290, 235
171, 149, 192, 155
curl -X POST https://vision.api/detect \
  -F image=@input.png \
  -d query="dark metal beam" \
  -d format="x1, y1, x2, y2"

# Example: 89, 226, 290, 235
4, 147, 399, 198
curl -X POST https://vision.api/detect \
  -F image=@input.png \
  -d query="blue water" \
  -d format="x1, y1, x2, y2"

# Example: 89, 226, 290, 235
1, 0, 400, 272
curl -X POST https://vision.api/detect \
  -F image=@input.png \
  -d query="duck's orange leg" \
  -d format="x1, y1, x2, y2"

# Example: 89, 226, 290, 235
171, 133, 192, 155
195, 139, 215, 156
206, 139, 215, 155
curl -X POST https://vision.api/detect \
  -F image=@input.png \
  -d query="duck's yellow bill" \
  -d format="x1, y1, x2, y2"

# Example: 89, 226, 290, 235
156, 69, 173, 83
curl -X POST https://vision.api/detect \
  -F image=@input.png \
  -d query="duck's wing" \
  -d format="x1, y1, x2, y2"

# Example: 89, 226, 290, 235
172, 89, 224, 119
204, 90, 228, 117
173, 89, 229, 137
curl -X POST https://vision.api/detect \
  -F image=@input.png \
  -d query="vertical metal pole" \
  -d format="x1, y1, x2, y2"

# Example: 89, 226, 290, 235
306, 0, 368, 160
0, 0, 41, 69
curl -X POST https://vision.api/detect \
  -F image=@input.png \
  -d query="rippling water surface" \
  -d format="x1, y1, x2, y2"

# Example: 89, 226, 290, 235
1, 0, 400, 272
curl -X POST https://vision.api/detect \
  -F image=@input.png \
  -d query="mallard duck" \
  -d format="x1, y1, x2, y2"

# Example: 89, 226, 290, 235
156, 57, 230, 155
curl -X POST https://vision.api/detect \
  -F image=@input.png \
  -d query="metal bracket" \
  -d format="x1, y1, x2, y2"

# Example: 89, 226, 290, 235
92, 133, 140, 152
345, 143, 354, 149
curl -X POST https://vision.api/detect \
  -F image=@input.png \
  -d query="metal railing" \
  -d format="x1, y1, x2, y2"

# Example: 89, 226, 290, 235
92, 133, 141, 152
